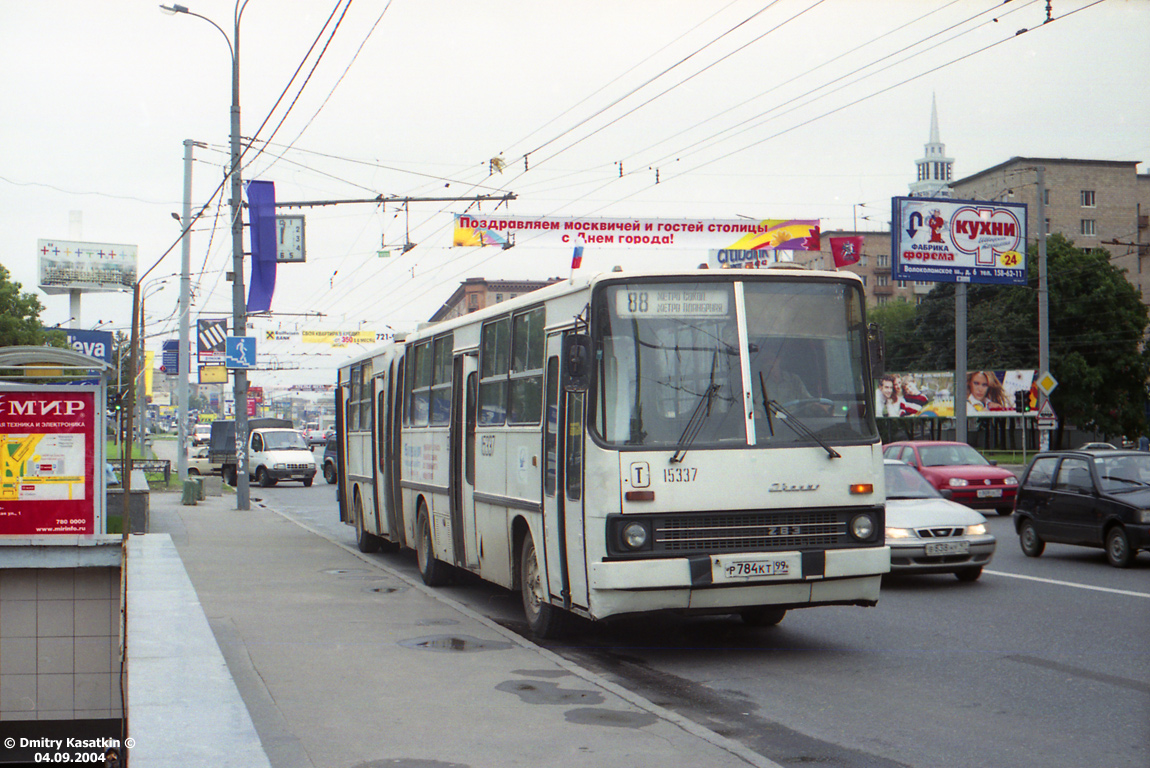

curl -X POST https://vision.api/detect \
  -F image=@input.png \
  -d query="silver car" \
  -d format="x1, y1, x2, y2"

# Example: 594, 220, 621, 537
885, 459, 997, 581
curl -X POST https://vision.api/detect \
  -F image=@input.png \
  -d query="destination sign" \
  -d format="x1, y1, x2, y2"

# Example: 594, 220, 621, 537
615, 288, 729, 318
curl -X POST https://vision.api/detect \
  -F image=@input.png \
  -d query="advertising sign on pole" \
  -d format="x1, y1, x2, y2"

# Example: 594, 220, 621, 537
197, 318, 229, 364
891, 197, 1028, 286
37, 240, 138, 294
0, 389, 97, 536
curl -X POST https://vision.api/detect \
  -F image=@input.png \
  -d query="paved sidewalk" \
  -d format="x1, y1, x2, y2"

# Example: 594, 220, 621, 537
147, 491, 781, 768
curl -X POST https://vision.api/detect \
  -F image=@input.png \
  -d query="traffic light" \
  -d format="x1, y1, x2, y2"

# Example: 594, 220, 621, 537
107, 390, 123, 413
1014, 390, 1028, 413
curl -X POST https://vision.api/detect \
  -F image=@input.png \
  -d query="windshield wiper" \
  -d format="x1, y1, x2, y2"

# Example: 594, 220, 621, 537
759, 381, 840, 459
670, 384, 719, 463
670, 351, 720, 464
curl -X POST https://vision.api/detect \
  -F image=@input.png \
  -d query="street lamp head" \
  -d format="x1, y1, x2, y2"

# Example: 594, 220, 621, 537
160, 4, 189, 14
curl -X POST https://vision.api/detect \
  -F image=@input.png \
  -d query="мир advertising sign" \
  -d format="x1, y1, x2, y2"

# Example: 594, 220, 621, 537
0, 389, 96, 536
891, 197, 1028, 286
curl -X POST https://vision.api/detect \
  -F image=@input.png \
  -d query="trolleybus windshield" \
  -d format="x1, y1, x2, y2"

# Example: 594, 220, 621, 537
594, 279, 877, 449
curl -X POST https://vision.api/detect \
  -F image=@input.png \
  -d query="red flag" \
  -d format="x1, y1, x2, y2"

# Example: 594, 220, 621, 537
830, 236, 864, 268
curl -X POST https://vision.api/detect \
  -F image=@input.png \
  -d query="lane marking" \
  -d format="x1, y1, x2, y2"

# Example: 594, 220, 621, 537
985, 569, 1150, 598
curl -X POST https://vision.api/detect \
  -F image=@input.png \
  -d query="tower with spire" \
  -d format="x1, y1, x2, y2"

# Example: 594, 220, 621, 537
909, 94, 954, 198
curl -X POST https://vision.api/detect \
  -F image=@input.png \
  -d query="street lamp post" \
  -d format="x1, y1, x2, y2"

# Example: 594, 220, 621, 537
162, 1, 252, 509
177, 139, 194, 482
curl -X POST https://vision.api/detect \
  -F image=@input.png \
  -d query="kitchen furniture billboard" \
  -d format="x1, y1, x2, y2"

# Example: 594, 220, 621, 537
891, 197, 1027, 286
0, 390, 96, 535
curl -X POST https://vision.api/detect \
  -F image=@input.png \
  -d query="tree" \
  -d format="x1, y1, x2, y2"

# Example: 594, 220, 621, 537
869, 234, 1149, 445
0, 265, 66, 348
867, 301, 916, 372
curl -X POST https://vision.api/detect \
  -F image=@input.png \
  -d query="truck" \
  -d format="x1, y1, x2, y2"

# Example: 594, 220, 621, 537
207, 417, 317, 487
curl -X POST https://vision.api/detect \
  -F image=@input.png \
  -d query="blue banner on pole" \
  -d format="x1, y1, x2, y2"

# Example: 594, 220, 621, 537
246, 180, 277, 313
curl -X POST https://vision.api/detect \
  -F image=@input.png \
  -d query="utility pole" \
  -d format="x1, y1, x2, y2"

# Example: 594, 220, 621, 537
176, 139, 199, 482
955, 282, 968, 443
1036, 166, 1049, 450
229, 12, 251, 511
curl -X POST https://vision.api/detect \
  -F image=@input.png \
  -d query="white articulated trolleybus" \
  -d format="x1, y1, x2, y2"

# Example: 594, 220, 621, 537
337, 266, 889, 637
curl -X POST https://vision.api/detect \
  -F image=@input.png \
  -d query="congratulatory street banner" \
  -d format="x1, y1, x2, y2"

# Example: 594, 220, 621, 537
453, 214, 821, 251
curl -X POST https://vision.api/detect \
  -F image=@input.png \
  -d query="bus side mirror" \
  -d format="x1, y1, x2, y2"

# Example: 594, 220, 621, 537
562, 334, 591, 392
868, 322, 885, 378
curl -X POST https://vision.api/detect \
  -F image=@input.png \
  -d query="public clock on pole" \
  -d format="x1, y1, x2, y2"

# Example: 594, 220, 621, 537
276, 215, 306, 263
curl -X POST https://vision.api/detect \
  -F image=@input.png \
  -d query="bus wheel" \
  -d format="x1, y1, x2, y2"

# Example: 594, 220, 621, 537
415, 505, 450, 586
354, 493, 381, 554
740, 607, 786, 627
520, 534, 566, 639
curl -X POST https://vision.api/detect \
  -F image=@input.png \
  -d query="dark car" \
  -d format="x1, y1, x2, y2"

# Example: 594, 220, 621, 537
323, 436, 338, 485
1013, 449, 1150, 568
883, 440, 1019, 515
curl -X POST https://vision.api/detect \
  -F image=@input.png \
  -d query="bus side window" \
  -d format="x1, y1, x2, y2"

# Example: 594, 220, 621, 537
545, 357, 558, 497
430, 334, 453, 424
409, 341, 432, 426
509, 307, 544, 424
566, 391, 584, 501
479, 318, 510, 425
348, 364, 362, 431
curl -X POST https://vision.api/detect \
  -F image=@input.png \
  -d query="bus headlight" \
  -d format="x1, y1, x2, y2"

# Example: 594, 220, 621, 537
621, 521, 649, 550
850, 514, 876, 541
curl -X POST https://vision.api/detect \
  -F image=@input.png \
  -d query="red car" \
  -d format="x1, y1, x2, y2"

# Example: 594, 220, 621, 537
883, 441, 1019, 515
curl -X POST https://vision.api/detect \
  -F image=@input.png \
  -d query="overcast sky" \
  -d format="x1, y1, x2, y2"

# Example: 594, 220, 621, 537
2, 0, 1146, 389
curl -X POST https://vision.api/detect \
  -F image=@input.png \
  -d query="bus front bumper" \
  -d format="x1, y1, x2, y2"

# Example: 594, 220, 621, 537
587, 546, 890, 618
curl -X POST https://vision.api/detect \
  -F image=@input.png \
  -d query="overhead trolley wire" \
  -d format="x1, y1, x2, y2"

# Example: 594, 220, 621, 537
659, 0, 1103, 185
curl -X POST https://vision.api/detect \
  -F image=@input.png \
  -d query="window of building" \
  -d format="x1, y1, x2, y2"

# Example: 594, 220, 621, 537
859, 275, 867, 286
1081, 219, 1097, 237
1045, 218, 1051, 235
897, 280, 907, 288
877, 295, 889, 306
915, 295, 925, 306
877, 275, 889, 287
877, 254, 889, 268
1043, 189, 1050, 206
495, 293, 503, 303
1080, 190, 1096, 208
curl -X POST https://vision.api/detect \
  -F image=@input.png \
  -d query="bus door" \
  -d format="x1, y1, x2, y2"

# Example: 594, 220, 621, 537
450, 353, 479, 568
336, 383, 349, 524
543, 332, 589, 610
374, 365, 399, 543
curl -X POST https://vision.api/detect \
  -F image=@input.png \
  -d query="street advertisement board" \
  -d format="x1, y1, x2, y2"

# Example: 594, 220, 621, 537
37, 239, 138, 294
875, 370, 1037, 419
891, 197, 1028, 286
0, 389, 98, 536
198, 318, 228, 364
453, 213, 821, 251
